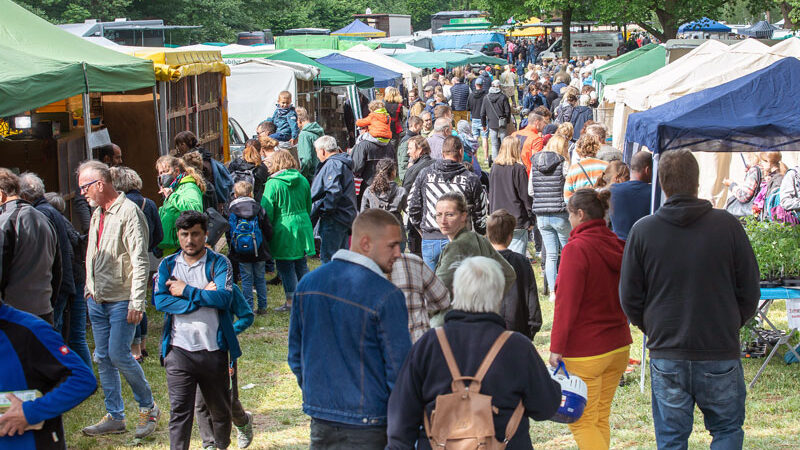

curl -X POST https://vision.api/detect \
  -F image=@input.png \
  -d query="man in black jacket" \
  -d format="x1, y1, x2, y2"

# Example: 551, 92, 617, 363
386, 256, 560, 449
407, 137, 487, 270
352, 136, 395, 207
466, 78, 488, 161
401, 136, 435, 257
620, 149, 760, 449
481, 80, 511, 166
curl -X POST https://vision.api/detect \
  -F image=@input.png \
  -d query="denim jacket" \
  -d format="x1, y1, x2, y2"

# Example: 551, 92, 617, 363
154, 249, 242, 361
288, 250, 412, 426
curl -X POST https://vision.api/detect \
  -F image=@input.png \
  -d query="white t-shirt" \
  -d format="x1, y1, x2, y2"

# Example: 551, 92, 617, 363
170, 252, 220, 352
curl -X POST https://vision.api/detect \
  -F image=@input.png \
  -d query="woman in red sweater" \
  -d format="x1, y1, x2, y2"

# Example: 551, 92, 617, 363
549, 188, 632, 450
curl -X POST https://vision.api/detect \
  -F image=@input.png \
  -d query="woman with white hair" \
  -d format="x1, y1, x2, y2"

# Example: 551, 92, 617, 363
386, 256, 562, 448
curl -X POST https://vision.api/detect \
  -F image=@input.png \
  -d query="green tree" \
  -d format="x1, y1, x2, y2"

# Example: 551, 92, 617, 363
740, 0, 798, 28
593, 0, 728, 41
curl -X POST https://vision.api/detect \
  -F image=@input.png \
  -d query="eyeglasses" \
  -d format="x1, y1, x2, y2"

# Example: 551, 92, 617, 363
79, 179, 100, 193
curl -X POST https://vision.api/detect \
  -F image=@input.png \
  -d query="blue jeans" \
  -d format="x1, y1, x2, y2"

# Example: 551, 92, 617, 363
275, 258, 309, 301
240, 260, 267, 310
88, 297, 154, 419
69, 293, 92, 368
508, 229, 529, 256
650, 359, 746, 450
536, 213, 571, 290
319, 219, 350, 264
133, 312, 148, 345
421, 238, 449, 271
488, 127, 507, 161
471, 118, 488, 138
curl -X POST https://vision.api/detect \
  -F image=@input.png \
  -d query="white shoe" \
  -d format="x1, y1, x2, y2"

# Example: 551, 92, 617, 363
549, 293, 556, 303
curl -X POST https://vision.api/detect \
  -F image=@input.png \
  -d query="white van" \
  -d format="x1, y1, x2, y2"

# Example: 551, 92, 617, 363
538, 32, 621, 60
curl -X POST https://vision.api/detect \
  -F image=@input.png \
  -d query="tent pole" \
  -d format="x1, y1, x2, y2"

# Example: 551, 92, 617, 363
82, 92, 92, 161
153, 85, 163, 156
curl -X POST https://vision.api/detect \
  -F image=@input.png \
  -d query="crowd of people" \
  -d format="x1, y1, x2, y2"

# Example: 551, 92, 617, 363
0, 52, 784, 450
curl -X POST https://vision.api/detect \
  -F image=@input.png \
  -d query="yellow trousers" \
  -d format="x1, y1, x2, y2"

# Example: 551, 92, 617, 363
564, 348, 629, 450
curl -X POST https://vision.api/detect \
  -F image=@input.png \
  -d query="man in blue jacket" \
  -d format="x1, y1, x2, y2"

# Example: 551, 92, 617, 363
0, 299, 97, 450
154, 211, 241, 450
289, 209, 411, 449
310, 135, 357, 264
449, 77, 470, 125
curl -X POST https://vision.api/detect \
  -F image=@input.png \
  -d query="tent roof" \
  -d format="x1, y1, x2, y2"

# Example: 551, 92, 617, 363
317, 53, 401, 88
511, 17, 544, 36
331, 19, 386, 37
393, 50, 505, 69
594, 44, 666, 87
343, 45, 422, 78
625, 58, 800, 154
227, 49, 373, 88
740, 21, 777, 38
678, 17, 731, 33
0, 0, 155, 117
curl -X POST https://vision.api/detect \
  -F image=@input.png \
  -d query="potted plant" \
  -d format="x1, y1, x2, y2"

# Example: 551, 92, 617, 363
782, 225, 800, 287
744, 217, 783, 287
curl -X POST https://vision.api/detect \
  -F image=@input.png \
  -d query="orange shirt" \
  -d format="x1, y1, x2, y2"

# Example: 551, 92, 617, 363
513, 125, 544, 174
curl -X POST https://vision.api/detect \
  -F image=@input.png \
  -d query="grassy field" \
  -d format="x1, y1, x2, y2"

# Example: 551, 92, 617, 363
62, 255, 800, 449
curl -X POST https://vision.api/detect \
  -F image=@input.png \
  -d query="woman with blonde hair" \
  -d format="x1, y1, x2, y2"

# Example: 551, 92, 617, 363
261, 150, 315, 311
489, 135, 534, 255
564, 135, 608, 199
155, 155, 204, 255
383, 86, 405, 148
596, 160, 631, 189
556, 121, 575, 143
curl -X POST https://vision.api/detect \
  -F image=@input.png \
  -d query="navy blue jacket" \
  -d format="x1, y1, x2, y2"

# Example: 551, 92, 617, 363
269, 105, 300, 140
449, 83, 470, 111
288, 252, 412, 426
124, 190, 163, 253
570, 106, 594, 139
522, 92, 547, 111
154, 249, 242, 360
0, 304, 97, 450
310, 152, 357, 228
33, 199, 73, 297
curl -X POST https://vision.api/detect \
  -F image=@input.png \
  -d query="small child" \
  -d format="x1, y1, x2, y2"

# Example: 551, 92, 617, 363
487, 209, 542, 340
227, 181, 273, 314
267, 91, 299, 143
355, 100, 393, 144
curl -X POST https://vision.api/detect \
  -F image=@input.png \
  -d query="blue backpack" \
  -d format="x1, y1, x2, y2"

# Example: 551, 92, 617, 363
229, 213, 263, 256
211, 158, 233, 204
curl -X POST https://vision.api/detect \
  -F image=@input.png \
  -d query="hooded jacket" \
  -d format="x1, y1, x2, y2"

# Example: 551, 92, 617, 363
361, 182, 407, 224
551, 219, 632, 357
269, 105, 300, 140
402, 154, 435, 193
356, 109, 393, 141
620, 195, 760, 361
158, 176, 203, 255
226, 196, 273, 263
529, 151, 567, 215
352, 139, 395, 189
467, 88, 487, 119
488, 163, 534, 230
435, 229, 516, 296
480, 89, 511, 130
499, 249, 542, 339
397, 130, 418, 181
513, 125, 544, 174
407, 159, 488, 240
310, 152, 357, 228
261, 168, 316, 260
570, 105, 593, 139
296, 122, 324, 181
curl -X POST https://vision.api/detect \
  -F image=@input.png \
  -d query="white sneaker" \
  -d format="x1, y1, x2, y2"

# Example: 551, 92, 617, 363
549, 293, 556, 303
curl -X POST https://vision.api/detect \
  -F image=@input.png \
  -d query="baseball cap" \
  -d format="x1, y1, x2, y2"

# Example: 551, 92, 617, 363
475, 77, 483, 85
423, 85, 434, 92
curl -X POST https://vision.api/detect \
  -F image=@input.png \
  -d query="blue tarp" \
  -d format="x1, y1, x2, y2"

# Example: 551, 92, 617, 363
678, 17, 732, 33
431, 32, 505, 50
317, 53, 402, 88
625, 58, 800, 155
331, 19, 385, 36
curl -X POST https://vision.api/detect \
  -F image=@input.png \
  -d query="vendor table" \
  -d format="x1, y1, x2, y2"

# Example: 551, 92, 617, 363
748, 288, 800, 389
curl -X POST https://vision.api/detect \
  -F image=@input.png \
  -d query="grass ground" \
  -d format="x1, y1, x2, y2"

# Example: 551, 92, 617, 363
62, 145, 799, 448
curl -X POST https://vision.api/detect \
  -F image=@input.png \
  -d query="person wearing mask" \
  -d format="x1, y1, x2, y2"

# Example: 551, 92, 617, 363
397, 116, 423, 181
402, 136, 435, 257
77, 161, 159, 438
609, 151, 653, 240
310, 136, 357, 264
0, 298, 97, 450
228, 139, 270, 204
529, 135, 571, 302
466, 77, 488, 155
426, 118, 451, 160
289, 209, 411, 449
261, 150, 315, 312
155, 156, 205, 256
408, 137, 488, 270
434, 192, 515, 295
386, 256, 561, 449
549, 188, 632, 450
294, 107, 324, 182
564, 135, 608, 199
620, 150, 760, 449
0, 169, 60, 324
481, 80, 512, 166
488, 136, 534, 255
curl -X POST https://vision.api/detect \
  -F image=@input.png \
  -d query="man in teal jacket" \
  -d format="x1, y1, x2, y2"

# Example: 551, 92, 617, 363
296, 107, 323, 182
154, 210, 241, 450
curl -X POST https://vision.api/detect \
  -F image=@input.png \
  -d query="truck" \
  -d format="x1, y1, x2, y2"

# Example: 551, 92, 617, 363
538, 32, 622, 61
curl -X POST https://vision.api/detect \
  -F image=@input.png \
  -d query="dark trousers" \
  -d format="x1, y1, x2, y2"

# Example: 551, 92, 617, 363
196, 360, 248, 448
407, 226, 422, 257
310, 418, 387, 450
164, 346, 232, 450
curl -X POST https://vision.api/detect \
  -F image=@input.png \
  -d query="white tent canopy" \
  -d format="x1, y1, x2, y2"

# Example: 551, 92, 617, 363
343, 44, 423, 92
179, 44, 276, 55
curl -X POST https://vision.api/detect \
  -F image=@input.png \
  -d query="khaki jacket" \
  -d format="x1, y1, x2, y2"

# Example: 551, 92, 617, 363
85, 193, 150, 311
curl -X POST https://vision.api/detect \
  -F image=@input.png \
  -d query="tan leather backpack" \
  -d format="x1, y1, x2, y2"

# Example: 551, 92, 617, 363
423, 328, 525, 449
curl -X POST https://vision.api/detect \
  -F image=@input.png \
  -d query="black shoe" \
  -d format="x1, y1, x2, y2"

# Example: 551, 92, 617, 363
267, 276, 282, 286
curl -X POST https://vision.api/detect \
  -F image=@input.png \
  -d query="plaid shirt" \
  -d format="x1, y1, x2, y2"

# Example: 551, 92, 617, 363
388, 254, 451, 343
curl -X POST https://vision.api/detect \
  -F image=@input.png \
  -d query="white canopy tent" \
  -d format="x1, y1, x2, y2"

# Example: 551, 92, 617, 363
179, 43, 276, 55
343, 44, 423, 92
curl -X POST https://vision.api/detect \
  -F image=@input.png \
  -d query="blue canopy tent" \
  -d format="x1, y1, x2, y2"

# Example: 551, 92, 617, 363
317, 53, 402, 88
331, 19, 386, 37
678, 17, 731, 33
624, 57, 800, 391
740, 20, 777, 39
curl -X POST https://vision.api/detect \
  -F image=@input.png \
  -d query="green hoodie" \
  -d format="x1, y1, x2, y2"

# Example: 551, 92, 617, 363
435, 228, 516, 296
158, 176, 203, 255
261, 168, 316, 259
297, 122, 324, 181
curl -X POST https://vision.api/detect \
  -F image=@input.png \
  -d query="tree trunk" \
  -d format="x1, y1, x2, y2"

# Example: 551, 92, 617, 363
780, 2, 796, 30
562, 7, 572, 60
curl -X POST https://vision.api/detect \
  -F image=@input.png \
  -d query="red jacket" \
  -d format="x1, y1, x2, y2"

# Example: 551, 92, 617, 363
512, 125, 543, 174
550, 219, 632, 357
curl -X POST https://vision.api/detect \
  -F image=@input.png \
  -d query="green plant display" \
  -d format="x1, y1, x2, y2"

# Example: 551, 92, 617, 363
744, 216, 800, 282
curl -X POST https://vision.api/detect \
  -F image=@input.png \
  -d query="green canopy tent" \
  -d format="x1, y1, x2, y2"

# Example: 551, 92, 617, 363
592, 43, 658, 79
227, 49, 374, 88
593, 44, 666, 99
0, 0, 155, 118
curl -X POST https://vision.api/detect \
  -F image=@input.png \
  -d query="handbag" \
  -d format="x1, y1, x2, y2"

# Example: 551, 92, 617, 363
487, 98, 507, 128
205, 207, 229, 247
725, 167, 761, 218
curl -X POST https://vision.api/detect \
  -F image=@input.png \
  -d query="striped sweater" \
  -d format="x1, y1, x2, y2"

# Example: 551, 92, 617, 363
564, 157, 609, 198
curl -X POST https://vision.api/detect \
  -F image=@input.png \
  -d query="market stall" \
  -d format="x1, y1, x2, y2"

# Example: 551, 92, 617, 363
331, 20, 386, 38
317, 54, 402, 89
